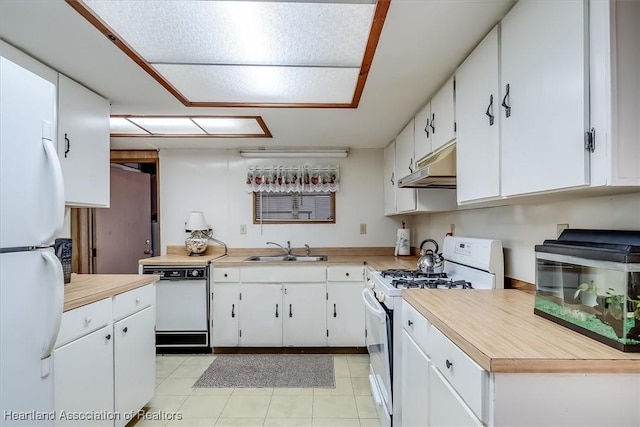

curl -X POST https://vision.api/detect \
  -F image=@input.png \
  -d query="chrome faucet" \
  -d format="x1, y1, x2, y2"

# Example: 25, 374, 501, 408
267, 240, 291, 256
304, 244, 310, 256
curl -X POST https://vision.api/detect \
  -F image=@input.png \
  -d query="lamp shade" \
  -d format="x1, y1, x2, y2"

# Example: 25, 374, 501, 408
185, 211, 208, 231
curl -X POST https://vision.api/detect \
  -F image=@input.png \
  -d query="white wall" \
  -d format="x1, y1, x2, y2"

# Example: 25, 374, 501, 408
159, 148, 403, 254
413, 192, 640, 283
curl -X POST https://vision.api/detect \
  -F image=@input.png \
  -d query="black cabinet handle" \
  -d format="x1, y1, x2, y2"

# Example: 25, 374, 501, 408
486, 94, 495, 126
289, 304, 293, 318
275, 304, 279, 318
408, 158, 413, 174
390, 172, 394, 186
407, 320, 413, 327
64, 133, 70, 158
105, 334, 111, 340
446, 359, 453, 369
502, 84, 511, 118
122, 327, 128, 333
424, 119, 430, 138
333, 304, 337, 318
430, 113, 435, 134
231, 303, 235, 318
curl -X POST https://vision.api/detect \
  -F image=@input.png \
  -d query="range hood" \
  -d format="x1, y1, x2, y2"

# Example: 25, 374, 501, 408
398, 143, 456, 189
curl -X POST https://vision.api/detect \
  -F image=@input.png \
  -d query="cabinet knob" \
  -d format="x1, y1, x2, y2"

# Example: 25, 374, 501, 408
123, 327, 128, 333
407, 320, 413, 327
105, 334, 111, 340
445, 359, 453, 369
224, 273, 228, 277
345, 272, 350, 277
85, 317, 92, 324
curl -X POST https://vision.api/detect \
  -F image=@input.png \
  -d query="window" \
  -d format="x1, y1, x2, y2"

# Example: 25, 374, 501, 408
254, 192, 335, 224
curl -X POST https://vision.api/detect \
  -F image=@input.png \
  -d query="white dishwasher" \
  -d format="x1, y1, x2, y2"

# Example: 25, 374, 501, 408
142, 265, 209, 350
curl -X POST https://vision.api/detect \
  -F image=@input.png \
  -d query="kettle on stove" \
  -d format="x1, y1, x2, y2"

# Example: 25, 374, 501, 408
417, 239, 444, 273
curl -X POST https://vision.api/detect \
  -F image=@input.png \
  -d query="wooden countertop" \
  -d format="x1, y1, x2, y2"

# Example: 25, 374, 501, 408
211, 255, 420, 270
403, 289, 640, 374
64, 274, 160, 312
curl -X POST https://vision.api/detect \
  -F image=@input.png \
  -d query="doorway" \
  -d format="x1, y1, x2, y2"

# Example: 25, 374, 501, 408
71, 150, 159, 274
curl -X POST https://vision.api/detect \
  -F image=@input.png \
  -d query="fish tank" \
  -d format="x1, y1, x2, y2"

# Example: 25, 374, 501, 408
534, 229, 640, 352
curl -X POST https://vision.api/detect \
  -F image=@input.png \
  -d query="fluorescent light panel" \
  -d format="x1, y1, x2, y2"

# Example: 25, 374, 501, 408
110, 116, 270, 137
239, 148, 349, 158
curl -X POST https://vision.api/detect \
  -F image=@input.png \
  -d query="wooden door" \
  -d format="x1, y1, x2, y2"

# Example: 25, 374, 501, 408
95, 165, 152, 273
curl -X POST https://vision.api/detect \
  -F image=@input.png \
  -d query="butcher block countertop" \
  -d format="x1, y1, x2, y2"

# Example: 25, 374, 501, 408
403, 289, 640, 374
211, 255, 418, 270
64, 274, 160, 312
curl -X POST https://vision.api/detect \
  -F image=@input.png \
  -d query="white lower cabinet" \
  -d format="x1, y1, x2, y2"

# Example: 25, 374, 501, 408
54, 324, 114, 427
113, 306, 155, 427
400, 330, 429, 427
239, 283, 283, 346
54, 284, 156, 426
429, 365, 483, 427
327, 266, 365, 346
283, 283, 327, 346
211, 282, 239, 346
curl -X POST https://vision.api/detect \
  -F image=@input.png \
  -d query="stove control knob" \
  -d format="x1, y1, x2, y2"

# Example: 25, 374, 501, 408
376, 292, 385, 303
366, 280, 375, 290
191, 270, 200, 277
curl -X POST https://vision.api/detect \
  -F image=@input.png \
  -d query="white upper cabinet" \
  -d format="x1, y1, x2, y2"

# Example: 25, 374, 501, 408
455, 26, 501, 204
413, 101, 432, 162
57, 74, 110, 207
500, 0, 589, 197
429, 76, 456, 153
395, 119, 417, 212
383, 141, 397, 216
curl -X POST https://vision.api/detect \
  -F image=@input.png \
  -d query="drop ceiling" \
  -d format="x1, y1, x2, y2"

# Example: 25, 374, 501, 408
0, 0, 515, 150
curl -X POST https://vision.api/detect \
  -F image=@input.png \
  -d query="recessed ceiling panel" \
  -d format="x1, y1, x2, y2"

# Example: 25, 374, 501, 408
192, 117, 265, 135
84, 0, 375, 66
129, 117, 206, 135
153, 64, 360, 104
69, 0, 391, 107
109, 117, 147, 134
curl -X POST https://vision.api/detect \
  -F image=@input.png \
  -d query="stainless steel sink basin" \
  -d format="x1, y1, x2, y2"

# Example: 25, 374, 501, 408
244, 255, 327, 262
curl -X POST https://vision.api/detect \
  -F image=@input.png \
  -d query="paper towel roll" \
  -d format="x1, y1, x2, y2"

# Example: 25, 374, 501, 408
396, 229, 410, 256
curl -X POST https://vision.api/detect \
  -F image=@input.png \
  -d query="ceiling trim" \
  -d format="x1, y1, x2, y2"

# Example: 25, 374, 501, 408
110, 115, 273, 138
66, 0, 391, 109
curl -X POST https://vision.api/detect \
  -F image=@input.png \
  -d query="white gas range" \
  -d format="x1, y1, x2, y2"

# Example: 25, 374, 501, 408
363, 236, 504, 427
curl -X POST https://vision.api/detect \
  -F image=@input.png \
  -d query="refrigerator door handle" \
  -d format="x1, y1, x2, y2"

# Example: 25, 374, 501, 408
40, 250, 64, 363
40, 124, 65, 245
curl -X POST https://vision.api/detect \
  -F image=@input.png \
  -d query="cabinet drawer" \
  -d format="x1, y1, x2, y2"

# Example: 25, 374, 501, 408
401, 300, 430, 354
327, 266, 364, 282
56, 298, 112, 348
113, 284, 154, 321
429, 326, 488, 423
212, 267, 240, 282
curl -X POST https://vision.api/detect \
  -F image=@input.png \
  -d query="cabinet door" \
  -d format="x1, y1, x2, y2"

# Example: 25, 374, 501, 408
239, 283, 283, 346
54, 325, 114, 427
383, 141, 396, 215
500, 0, 589, 196
455, 25, 501, 203
114, 306, 155, 427
283, 283, 327, 346
401, 330, 429, 427
430, 76, 456, 153
57, 74, 110, 207
395, 119, 417, 212
414, 101, 432, 161
327, 282, 365, 346
429, 365, 483, 427
211, 283, 239, 346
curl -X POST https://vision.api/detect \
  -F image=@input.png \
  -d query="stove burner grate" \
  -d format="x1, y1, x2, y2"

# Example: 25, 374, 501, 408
380, 269, 447, 279
391, 278, 474, 290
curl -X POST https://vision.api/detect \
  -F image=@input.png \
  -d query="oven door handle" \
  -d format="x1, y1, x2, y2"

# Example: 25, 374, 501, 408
361, 288, 386, 322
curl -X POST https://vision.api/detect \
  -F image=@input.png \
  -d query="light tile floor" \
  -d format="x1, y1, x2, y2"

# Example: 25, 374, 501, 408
131, 354, 380, 427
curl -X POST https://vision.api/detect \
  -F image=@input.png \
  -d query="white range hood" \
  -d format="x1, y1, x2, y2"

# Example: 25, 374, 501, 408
398, 143, 457, 189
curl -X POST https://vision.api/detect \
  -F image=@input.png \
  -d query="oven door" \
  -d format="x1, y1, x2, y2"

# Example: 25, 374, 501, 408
362, 288, 393, 423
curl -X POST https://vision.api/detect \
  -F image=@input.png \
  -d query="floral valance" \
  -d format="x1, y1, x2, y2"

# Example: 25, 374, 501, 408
246, 165, 340, 193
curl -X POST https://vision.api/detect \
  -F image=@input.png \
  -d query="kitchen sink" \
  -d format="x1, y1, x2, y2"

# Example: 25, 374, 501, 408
244, 255, 327, 262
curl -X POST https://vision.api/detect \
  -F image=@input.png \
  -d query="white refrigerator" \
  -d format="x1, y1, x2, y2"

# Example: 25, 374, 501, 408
0, 56, 66, 426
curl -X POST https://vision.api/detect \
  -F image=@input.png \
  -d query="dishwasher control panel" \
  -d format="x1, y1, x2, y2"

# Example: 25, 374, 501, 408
143, 266, 207, 280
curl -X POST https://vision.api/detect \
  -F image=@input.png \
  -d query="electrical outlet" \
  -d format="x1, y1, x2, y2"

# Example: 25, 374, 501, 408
557, 223, 569, 237
360, 223, 367, 234
240, 224, 247, 235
